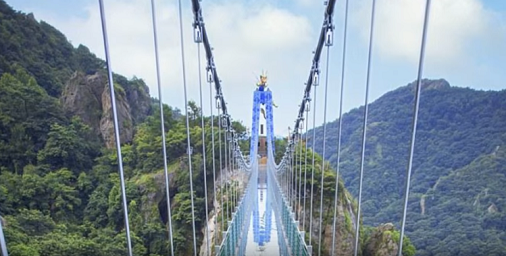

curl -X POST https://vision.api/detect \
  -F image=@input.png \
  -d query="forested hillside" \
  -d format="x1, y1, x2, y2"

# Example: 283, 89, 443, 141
0, 1, 248, 255
0, 1, 461, 255
310, 79, 506, 255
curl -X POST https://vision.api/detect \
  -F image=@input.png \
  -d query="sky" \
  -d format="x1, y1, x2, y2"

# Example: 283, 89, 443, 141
7, 0, 506, 136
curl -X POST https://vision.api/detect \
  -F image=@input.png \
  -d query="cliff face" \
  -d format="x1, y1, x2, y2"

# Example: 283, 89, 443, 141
296, 174, 357, 255
319, 189, 356, 256
363, 224, 399, 256
303, 192, 411, 256
61, 71, 151, 148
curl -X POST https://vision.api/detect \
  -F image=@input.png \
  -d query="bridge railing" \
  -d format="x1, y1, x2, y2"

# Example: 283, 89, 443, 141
268, 158, 311, 256
216, 161, 257, 256
264, 92, 310, 256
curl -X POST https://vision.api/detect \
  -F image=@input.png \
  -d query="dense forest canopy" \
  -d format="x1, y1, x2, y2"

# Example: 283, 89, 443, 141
0, 1, 251, 255
310, 79, 506, 255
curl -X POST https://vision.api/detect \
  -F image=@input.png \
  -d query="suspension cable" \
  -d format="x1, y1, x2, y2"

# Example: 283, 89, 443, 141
230, 132, 234, 213
331, 0, 349, 253
291, 133, 296, 211
398, 1, 431, 255
236, 142, 239, 207
293, 130, 297, 212
228, 135, 234, 212
231, 143, 235, 210
298, 129, 303, 221
208, 79, 218, 246
289, 150, 292, 200
196, 38, 211, 256
189, 0, 241, 145
235, 143, 239, 207
318, 44, 332, 256
0, 216, 7, 256
288, 128, 293, 206
218, 107, 224, 241
309, 86, 318, 246
285, 148, 289, 196
234, 143, 238, 208
149, 0, 175, 254
224, 128, 230, 220
292, 135, 296, 210
302, 108, 309, 232
98, 1, 133, 255
288, 0, 337, 144
277, 2, 337, 249
354, 0, 377, 255
177, 0, 198, 253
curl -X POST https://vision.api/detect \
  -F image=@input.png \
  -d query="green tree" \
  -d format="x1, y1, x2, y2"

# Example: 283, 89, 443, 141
37, 119, 98, 174
42, 169, 81, 220
0, 70, 63, 172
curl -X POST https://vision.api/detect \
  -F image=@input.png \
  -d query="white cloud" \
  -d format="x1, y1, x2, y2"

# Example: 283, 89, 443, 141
27, 0, 315, 135
353, 0, 501, 66
19, 0, 504, 139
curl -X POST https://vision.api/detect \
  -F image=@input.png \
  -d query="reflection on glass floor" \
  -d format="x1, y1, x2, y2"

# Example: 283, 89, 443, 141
245, 184, 279, 256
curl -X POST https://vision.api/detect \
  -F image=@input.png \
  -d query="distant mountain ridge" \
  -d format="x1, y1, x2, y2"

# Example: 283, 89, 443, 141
309, 79, 506, 255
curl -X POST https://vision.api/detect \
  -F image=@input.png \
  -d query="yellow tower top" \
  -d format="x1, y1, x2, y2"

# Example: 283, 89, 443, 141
257, 70, 268, 87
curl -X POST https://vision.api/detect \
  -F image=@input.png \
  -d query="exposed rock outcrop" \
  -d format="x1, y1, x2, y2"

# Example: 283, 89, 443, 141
363, 223, 399, 256
407, 78, 450, 92
100, 85, 133, 148
299, 181, 357, 256
321, 193, 356, 256
124, 78, 151, 125
61, 71, 151, 148
488, 203, 498, 214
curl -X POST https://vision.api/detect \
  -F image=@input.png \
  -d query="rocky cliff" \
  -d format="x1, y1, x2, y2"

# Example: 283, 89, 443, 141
61, 71, 151, 148
298, 179, 356, 255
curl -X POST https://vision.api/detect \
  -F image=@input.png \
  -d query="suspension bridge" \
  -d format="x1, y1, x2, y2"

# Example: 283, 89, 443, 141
0, 0, 433, 255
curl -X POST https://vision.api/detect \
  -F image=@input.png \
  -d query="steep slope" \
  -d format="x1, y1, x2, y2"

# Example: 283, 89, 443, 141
414, 144, 506, 255
0, 3, 246, 255
0, 0, 151, 147
310, 79, 506, 255
294, 143, 415, 256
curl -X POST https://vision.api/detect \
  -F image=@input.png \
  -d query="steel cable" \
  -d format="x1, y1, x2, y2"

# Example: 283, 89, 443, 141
302, 109, 309, 232
177, 0, 198, 253
309, 86, 318, 246
353, 0, 377, 255
331, 0, 350, 254
218, 107, 224, 242
98, 1, 133, 255
398, 0, 431, 254
196, 40, 211, 256
149, 0, 175, 253
208, 72, 218, 252
0, 216, 8, 256
318, 44, 332, 256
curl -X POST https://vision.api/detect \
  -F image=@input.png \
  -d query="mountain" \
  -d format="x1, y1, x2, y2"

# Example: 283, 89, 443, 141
292, 143, 416, 256
0, 1, 417, 255
0, 0, 152, 151
309, 79, 506, 255
0, 1, 212, 255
